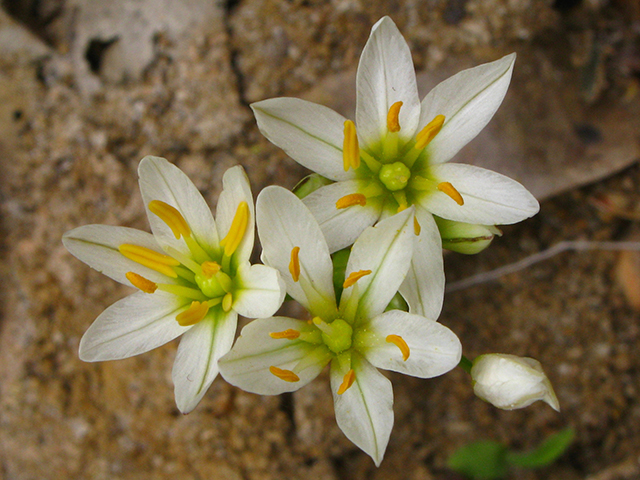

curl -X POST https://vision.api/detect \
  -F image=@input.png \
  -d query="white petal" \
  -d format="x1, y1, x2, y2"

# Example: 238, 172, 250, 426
421, 53, 516, 165
303, 180, 383, 253
63, 225, 177, 286
256, 186, 337, 318
251, 98, 352, 181
399, 208, 444, 319
361, 310, 461, 378
216, 165, 255, 267
340, 208, 414, 323
172, 308, 237, 413
138, 156, 219, 258
331, 353, 393, 467
422, 163, 540, 225
233, 263, 286, 319
218, 317, 328, 395
356, 16, 420, 149
79, 291, 190, 361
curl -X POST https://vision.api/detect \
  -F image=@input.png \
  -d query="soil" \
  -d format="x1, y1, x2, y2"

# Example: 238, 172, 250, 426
2, 1, 640, 479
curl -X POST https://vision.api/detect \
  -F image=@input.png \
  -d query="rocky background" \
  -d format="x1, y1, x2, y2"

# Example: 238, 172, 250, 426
2, 0, 640, 479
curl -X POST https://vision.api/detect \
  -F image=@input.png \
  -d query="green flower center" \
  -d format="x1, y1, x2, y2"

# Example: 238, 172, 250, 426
314, 317, 353, 354
379, 161, 411, 191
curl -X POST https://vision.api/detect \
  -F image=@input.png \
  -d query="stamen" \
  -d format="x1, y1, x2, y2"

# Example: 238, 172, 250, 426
148, 200, 191, 239
269, 366, 300, 382
269, 329, 301, 340
222, 292, 233, 312
125, 271, 157, 294
289, 246, 300, 282
343, 270, 372, 289
337, 369, 356, 395
414, 216, 421, 236
176, 301, 209, 327
386, 334, 410, 361
343, 120, 360, 171
386, 101, 403, 133
336, 193, 366, 209
201, 261, 221, 278
220, 201, 249, 257
119, 244, 179, 278
437, 182, 464, 206
415, 114, 445, 150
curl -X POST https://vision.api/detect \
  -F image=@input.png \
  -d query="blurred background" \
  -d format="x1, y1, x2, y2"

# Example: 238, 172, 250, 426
1, 0, 640, 478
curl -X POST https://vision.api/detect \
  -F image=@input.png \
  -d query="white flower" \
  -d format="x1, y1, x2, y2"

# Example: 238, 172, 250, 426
251, 16, 539, 319
62, 156, 285, 413
218, 186, 461, 466
471, 354, 560, 411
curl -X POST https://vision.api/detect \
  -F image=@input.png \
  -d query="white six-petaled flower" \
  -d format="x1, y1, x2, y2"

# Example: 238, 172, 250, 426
62, 156, 285, 413
218, 186, 461, 466
251, 16, 539, 319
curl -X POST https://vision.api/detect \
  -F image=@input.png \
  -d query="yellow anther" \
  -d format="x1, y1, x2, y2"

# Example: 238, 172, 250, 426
222, 292, 233, 312
269, 366, 300, 383
414, 216, 421, 236
437, 182, 464, 206
220, 201, 249, 257
125, 271, 158, 294
176, 301, 210, 327
386, 334, 410, 361
336, 193, 367, 209
343, 270, 372, 289
386, 101, 403, 133
289, 246, 301, 282
148, 200, 191, 239
337, 369, 356, 395
269, 329, 301, 340
201, 261, 221, 278
119, 244, 179, 278
343, 120, 360, 171
415, 114, 445, 150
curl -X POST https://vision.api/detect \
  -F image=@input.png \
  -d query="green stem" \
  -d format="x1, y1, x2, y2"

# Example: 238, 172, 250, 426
459, 355, 473, 374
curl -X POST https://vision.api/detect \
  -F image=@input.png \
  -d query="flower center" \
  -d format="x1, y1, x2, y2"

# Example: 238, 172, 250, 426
378, 162, 411, 191
121, 200, 250, 325
313, 317, 353, 354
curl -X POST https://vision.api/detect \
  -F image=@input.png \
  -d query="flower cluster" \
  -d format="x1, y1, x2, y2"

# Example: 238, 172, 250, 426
63, 16, 558, 466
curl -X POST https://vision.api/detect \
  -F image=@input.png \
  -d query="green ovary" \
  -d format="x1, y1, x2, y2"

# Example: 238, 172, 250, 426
195, 270, 232, 298
379, 162, 411, 191
318, 318, 353, 354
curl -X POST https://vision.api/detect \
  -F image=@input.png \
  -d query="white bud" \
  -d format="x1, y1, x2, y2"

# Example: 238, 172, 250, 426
471, 354, 560, 411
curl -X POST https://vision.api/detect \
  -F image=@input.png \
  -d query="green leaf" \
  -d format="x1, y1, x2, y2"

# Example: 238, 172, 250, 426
293, 173, 333, 199
448, 441, 509, 480
331, 248, 351, 303
506, 428, 574, 469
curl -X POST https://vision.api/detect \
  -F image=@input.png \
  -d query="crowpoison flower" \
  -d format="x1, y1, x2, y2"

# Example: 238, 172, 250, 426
218, 186, 461, 465
63, 156, 285, 413
251, 16, 539, 318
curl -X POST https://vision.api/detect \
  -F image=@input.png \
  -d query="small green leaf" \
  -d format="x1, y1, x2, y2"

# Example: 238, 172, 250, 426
448, 441, 509, 480
331, 248, 351, 303
506, 428, 574, 469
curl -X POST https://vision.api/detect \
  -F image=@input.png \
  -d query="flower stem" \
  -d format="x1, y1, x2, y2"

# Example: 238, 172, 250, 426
459, 355, 473, 374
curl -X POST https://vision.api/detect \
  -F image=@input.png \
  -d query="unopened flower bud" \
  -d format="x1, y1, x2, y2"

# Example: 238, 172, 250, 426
471, 354, 560, 411
435, 217, 502, 255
